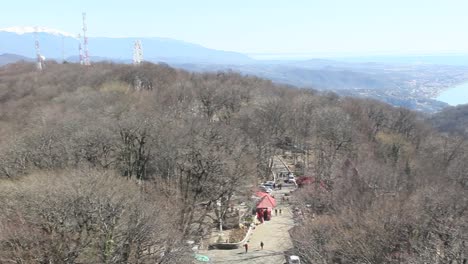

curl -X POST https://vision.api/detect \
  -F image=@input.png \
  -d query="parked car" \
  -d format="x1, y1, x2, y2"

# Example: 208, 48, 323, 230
288, 179, 297, 186
287, 173, 295, 183
263, 181, 275, 188
259, 185, 273, 193
287, 255, 301, 264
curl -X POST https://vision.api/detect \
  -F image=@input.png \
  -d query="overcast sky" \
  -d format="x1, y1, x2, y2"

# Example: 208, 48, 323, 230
2, 0, 468, 55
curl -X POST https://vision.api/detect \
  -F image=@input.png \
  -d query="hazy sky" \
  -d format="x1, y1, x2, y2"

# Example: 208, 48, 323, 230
2, 0, 468, 55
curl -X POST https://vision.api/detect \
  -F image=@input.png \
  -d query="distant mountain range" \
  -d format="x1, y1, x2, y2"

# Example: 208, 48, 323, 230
0, 53, 33, 66
2, 26, 468, 113
0, 27, 252, 64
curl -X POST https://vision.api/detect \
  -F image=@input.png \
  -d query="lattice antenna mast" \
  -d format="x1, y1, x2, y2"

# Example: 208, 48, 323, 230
61, 35, 65, 63
77, 33, 84, 65
82, 12, 90, 66
133, 40, 143, 65
34, 27, 43, 71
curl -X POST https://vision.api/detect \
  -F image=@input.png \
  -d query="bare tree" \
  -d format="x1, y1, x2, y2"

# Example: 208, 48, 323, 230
0, 170, 191, 264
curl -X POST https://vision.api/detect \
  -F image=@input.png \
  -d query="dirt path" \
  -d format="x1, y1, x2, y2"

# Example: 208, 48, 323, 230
200, 187, 294, 264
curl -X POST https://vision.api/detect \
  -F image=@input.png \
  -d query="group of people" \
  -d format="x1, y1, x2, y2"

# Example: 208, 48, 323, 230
244, 176, 288, 254
274, 182, 283, 190
243, 241, 264, 253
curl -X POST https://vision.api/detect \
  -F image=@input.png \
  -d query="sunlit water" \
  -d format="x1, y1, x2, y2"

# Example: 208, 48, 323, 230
437, 82, 468, 106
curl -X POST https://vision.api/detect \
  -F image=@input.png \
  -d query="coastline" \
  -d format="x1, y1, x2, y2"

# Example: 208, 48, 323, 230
436, 82, 468, 106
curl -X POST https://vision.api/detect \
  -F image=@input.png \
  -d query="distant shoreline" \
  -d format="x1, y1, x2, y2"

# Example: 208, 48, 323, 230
436, 82, 468, 106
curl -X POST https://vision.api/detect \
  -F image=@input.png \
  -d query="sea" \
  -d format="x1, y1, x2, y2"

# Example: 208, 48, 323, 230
437, 82, 468, 106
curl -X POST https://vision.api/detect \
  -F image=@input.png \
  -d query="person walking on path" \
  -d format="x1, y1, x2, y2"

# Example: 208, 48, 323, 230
260, 241, 264, 250
279, 208, 282, 215
244, 243, 248, 253
275, 208, 278, 216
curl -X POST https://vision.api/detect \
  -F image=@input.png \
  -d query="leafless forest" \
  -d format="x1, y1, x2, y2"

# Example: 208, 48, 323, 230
0, 62, 466, 263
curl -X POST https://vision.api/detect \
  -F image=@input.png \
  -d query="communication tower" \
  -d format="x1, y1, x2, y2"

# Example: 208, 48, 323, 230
61, 35, 65, 63
77, 33, 84, 65
34, 27, 43, 71
133, 40, 143, 65
82, 12, 90, 65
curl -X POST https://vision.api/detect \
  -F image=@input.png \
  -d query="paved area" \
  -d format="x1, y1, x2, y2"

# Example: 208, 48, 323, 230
200, 187, 295, 264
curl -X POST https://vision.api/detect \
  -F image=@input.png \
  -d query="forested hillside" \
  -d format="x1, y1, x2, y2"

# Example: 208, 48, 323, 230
0, 62, 466, 263
431, 104, 468, 137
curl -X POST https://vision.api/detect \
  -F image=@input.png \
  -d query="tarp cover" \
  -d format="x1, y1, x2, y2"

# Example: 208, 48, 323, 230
194, 254, 210, 262
254, 191, 269, 197
256, 194, 276, 208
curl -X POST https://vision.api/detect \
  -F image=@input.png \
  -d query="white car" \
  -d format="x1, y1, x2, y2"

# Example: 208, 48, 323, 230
259, 186, 273, 193
287, 174, 295, 183
288, 179, 296, 184
287, 255, 301, 264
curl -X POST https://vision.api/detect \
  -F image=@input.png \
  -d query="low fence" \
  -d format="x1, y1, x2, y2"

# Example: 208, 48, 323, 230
209, 224, 254, 250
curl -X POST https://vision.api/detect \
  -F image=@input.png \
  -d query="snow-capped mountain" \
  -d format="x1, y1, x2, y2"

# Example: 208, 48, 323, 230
0, 26, 77, 38
0, 26, 252, 64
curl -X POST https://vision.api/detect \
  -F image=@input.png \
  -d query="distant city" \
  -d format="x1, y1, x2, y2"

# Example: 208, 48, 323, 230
2, 26, 468, 112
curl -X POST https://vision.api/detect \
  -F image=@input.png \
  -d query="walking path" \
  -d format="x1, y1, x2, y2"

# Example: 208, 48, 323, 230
200, 187, 295, 264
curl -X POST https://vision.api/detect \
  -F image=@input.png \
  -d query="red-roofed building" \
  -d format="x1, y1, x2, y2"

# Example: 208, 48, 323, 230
254, 191, 269, 198
256, 194, 276, 222
256, 194, 276, 208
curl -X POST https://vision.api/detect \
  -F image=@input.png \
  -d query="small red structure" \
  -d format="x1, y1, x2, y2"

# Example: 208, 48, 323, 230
254, 192, 277, 207
296, 176, 328, 189
296, 176, 314, 187
254, 191, 269, 198
256, 195, 276, 221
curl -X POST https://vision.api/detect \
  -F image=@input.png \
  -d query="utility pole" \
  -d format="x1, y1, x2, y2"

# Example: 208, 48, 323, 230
217, 200, 223, 234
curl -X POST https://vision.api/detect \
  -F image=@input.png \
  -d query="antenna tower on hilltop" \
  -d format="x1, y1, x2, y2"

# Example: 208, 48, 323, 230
133, 40, 143, 65
82, 12, 90, 65
61, 36, 65, 63
77, 33, 84, 65
34, 27, 43, 71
